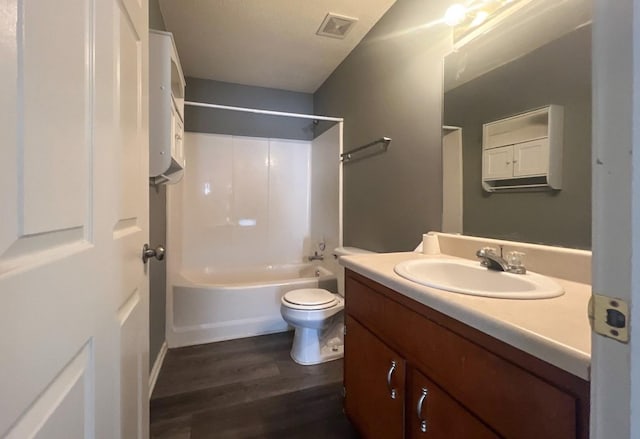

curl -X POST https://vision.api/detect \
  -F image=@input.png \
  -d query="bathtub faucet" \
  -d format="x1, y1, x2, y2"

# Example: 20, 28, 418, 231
307, 251, 324, 262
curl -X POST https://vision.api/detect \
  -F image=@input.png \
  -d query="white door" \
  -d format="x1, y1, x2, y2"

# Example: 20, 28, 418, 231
591, 1, 640, 438
0, 0, 149, 438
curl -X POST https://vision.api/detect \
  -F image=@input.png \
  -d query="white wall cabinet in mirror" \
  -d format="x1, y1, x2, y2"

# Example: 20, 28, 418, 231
483, 146, 514, 180
483, 139, 550, 180
150, 30, 186, 185
481, 105, 563, 192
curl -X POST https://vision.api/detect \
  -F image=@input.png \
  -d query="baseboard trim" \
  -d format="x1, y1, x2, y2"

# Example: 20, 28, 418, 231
149, 341, 168, 399
168, 318, 289, 348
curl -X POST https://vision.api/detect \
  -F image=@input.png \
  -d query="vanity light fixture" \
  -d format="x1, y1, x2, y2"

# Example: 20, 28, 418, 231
444, 0, 523, 29
444, 4, 467, 26
470, 10, 490, 27
444, 0, 526, 44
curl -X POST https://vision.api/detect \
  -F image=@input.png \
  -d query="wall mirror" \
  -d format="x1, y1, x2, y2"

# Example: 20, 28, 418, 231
442, 0, 592, 249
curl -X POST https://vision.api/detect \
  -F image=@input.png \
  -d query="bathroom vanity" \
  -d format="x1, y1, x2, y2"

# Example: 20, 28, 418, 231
341, 248, 590, 439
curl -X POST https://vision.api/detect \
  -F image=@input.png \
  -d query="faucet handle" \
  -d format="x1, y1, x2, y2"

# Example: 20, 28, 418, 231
476, 247, 497, 258
506, 251, 526, 274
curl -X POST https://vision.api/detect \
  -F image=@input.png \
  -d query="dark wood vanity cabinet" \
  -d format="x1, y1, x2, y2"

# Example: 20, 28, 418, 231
344, 269, 590, 439
407, 367, 500, 439
344, 316, 405, 439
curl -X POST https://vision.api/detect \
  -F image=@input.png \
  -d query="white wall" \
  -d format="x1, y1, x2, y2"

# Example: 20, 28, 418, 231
310, 124, 342, 286
179, 132, 311, 271
442, 128, 463, 233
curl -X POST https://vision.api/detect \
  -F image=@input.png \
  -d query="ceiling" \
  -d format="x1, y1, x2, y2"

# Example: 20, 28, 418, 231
159, 0, 397, 93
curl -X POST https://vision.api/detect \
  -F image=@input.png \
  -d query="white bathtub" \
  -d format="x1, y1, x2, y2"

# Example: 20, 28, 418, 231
168, 264, 337, 347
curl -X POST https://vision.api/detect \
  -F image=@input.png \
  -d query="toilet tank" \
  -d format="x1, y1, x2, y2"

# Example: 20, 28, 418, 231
333, 247, 374, 258
333, 247, 375, 296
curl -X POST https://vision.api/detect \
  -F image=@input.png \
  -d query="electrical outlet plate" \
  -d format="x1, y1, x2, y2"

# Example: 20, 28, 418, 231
588, 293, 629, 343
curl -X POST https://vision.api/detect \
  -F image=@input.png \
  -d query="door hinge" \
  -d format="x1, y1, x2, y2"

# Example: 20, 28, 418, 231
588, 293, 629, 343
342, 386, 346, 397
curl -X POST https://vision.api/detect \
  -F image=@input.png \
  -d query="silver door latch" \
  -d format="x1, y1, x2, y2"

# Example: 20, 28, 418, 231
588, 293, 629, 343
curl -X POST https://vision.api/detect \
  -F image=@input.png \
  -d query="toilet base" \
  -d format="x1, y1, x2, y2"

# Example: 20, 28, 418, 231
290, 343, 343, 366
289, 322, 344, 365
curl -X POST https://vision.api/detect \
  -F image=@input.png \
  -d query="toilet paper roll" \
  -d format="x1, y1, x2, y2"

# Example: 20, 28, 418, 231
422, 233, 440, 255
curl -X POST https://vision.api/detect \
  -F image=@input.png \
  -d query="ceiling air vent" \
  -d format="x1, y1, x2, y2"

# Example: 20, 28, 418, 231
317, 13, 358, 39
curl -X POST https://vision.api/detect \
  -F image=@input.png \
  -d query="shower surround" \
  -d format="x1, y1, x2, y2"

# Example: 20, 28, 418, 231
166, 127, 341, 347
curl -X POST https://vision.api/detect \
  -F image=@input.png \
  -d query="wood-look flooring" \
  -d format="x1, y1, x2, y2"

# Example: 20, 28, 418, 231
150, 331, 359, 439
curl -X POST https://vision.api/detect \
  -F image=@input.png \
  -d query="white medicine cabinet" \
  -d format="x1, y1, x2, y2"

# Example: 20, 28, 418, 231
481, 105, 563, 191
150, 30, 186, 185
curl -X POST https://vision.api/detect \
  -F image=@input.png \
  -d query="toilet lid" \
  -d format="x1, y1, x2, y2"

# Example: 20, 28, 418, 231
283, 288, 338, 307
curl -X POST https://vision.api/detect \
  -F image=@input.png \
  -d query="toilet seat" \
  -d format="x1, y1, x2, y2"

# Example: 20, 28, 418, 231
282, 288, 339, 310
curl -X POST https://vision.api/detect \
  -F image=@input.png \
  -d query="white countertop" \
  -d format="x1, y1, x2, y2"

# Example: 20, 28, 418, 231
340, 251, 591, 381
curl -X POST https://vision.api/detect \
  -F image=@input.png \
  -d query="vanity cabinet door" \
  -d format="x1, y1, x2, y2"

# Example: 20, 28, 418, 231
345, 315, 405, 439
407, 368, 500, 439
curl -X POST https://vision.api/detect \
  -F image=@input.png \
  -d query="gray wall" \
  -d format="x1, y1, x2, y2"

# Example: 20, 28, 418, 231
149, 0, 167, 371
444, 26, 591, 249
149, 0, 166, 30
185, 78, 314, 141
314, 0, 451, 252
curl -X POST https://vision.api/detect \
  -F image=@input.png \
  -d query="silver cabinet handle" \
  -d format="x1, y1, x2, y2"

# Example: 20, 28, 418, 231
417, 387, 428, 433
386, 360, 397, 399
142, 244, 165, 263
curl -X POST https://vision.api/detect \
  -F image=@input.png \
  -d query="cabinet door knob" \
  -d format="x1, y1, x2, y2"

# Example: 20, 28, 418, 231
417, 387, 429, 433
386, 360, 398, 400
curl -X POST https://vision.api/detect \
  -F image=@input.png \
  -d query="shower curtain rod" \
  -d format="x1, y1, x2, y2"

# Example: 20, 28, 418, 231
184, 101, 344, 122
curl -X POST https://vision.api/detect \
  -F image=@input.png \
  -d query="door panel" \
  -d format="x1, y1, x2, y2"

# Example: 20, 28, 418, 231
116, 0, 144, 223
112, 0, 149, 437
1, 0, 93, 272
5, 343, 93, 439
120, 292, 145, 439
0, 0, 149, 437
22, 0, 91, 234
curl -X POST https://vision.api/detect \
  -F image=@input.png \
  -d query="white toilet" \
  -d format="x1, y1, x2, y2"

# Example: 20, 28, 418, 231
280, 247, 373, 365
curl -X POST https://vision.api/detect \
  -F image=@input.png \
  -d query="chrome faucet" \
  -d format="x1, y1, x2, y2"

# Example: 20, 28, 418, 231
307, 251, 324, 262
476, 246, 526, 274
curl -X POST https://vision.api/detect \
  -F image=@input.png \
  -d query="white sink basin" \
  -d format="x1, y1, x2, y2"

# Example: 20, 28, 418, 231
393, 258, 564, 299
